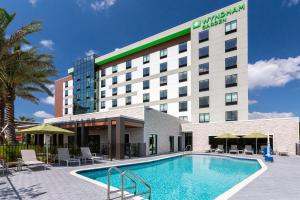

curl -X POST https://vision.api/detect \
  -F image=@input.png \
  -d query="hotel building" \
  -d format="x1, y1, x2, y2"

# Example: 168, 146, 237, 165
46, 0, 299, 159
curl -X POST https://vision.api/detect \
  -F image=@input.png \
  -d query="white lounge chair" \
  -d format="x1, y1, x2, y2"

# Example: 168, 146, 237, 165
216, 145, 224, 153
80, 147, 103, 164
244, 145, 254, 155
57, 148, 80, 166
229, 145, 239, 154
21, 150, 46, 170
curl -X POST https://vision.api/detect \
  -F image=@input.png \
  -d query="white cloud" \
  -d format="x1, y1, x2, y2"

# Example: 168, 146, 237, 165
41, 84, 55, 105
21, 44, 32, 51
85, 49, 97, 56
248, 56, 300, 90
249, 112, 294, 120
248, 100, 258, 105
33, 111, 54, 119
40, 40, 54, 50
29, 0, 38, 6
91, 0, 117, 11
284, 0, 300, 7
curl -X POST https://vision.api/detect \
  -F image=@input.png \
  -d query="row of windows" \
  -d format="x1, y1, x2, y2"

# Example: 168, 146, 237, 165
199, 92, 238, 108
199, 74, 237, 92
101, 42, 188, 77
199, 111, 238, 123
198, 56, 237, 76
198, 20, 237, 44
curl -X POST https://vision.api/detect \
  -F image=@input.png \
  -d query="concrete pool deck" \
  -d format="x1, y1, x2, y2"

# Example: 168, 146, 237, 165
0, 153, 300, 200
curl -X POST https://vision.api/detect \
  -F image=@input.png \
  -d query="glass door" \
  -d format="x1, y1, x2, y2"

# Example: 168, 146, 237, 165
149, 134, 157, 155
169, 136, 174, 152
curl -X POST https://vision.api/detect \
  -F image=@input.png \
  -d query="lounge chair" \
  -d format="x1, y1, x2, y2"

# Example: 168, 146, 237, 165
80, 147, 103, 164
244, 145, 254, 155
229, 145, 239, 154
21, 150, 46, 170
279, 149, 289, 156
57, 148, 80, 166
0, 159, 6, 175
216, 145, 224, 153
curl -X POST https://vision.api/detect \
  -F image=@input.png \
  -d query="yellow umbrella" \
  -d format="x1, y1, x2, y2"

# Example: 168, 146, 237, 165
215, 134, 240, 153
242, 133, 270, 154
18, 124, 74, 164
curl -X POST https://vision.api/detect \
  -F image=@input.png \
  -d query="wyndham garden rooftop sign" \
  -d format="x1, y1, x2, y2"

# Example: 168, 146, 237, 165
192, 3, 246, 30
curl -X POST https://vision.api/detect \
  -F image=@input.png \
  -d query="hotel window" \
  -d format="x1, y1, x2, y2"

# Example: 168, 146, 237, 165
126, 84, 131, 93
160, 49, 168, 59
160, 76, 167, 86
160, 90, 167, 100
179, 57, 187, 68
126, 96, 132, 105
86, 78, 91, 88
86, 91, 90, 99
160, 103, 168, 113
199, 113, 210, 123
64, 108, 68, 115
112, 76, 118, 85
199, 63, 209, 75
225, 38, 237, 52
199, 96, 209, 108
112, 99, 117, 107
65, 81, 68, 88
199, 46, 209, 59
143, 93, 150, 102
225, 74, 238, 88
76, 94, 80, 101
160, 62, 168, 72
226, 92, 238, 105
226, 111, 238, 121
179, 86, 187, 97
101, 101, 105, 109
64, 90, 68, 97
112, 65, 118, 73
143, 67, 150, 77
101, 69, 106, 77
143, 54, 150, 64
101, 90, 106, 98
225, 20, 237, 35
225, 56, 237, 70
199, 79, 209, 92
179, 116, 188, 121
126, 60, 132, 69
199, 30, 209, 43
112, 88, 117, 96
179, 101, 188, 112
178, 71, 187, 82
178, 42, 187, 53
76, 84, 80, 91
143, 80, 150, 90
126, 72, 132, 81
101, 80, 106, 87
64, 99, 68, 106
86, 71, 90, 78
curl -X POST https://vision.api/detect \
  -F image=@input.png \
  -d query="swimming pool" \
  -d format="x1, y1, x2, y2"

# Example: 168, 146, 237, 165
77, 155, 262, 200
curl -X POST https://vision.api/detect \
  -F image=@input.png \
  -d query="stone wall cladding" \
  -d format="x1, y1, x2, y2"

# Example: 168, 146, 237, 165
144, 108, 182, 155
182, 117, 299, 155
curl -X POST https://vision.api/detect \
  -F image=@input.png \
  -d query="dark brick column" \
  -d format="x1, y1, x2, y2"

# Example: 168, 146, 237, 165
115, 117, 125, 159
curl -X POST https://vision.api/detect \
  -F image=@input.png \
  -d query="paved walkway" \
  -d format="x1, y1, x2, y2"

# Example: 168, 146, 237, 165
0, 153, 299, 200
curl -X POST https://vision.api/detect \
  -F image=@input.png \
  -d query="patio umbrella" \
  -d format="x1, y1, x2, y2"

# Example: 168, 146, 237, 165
215, 134, 240, 153
18, 124, 75, 164
242, 133, 270, 154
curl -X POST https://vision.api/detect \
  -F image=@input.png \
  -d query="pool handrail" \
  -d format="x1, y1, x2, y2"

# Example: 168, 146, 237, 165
107, 166, 137, 199
121, 169, 151, 200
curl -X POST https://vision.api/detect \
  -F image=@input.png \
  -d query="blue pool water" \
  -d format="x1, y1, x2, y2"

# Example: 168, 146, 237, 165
78, 155, 261, 200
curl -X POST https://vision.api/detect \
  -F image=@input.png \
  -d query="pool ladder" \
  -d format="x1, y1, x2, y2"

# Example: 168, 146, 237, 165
183, 145, 192, 155
107, 166, 151, 200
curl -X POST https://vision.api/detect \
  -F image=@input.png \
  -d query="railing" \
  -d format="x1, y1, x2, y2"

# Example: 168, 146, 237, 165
107, 167, 151, 200
183, 145, 192, 154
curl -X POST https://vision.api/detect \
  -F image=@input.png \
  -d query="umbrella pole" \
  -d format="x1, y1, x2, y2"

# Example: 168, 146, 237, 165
226, 139, 227, 153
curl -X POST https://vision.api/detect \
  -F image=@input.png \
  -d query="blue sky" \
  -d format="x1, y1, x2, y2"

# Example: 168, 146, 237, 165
1, 0, 300, 121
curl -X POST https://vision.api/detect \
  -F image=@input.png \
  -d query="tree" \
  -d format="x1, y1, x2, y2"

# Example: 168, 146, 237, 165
18, 116, 35, 122
0, 9, 57, 144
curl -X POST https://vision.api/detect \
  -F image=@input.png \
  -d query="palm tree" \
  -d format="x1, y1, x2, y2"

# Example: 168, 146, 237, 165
18, 116, 35, 122
0, 9, 57, 144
